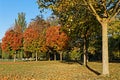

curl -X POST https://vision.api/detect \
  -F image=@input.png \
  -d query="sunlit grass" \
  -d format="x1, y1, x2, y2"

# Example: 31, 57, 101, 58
0, 61, 119, 80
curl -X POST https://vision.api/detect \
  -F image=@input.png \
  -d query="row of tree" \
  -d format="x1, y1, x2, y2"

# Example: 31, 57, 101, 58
37, 0, 120, 75
0, 12, 119, 73
1, 13, 70, 62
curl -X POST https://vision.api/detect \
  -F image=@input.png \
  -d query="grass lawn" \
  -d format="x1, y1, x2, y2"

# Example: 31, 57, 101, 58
0, 61, 119, 80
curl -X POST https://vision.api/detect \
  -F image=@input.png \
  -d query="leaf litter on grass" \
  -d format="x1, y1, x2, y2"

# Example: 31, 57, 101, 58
0, 61, 119, 80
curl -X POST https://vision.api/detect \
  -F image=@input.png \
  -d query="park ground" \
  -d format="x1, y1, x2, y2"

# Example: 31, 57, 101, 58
0, 61, 120, 80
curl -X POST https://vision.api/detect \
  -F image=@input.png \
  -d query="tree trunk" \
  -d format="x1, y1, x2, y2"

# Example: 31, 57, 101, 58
83, 38, 87, 66
14, 53, 16, 62
47, 53, 50, 61
48, 53, 50, 61
21, 49, 23, 59
60, 52, 62, 61
54, 53, 56, 61
36, 52, 38, 61
101, 22, 109, 75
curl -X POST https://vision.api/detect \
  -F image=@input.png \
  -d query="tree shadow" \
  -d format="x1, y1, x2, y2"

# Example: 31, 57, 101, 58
61, 60, 101, 75
76, 61, 83, 65
86, 65, 101, 75
77, 61, 101, 75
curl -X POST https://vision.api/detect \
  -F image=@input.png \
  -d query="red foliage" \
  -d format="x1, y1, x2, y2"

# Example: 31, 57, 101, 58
23, 17, 49, 53
23, 27, 40, 52
2, 30, 22, 53
46, 26, 69, 51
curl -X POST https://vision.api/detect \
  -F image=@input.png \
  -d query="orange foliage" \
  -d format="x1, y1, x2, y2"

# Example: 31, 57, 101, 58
23, 27, 40, 52
23, 17, 49, 53
2, 30, 22, 53
46, 26, 69, 51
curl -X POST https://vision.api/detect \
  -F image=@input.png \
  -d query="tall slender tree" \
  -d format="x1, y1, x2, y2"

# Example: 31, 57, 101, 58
15, 12, 27, 32
82, 0, 120, 75
15, 12, 27, 58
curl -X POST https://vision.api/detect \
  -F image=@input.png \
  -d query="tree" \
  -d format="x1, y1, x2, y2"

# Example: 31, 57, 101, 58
15, 12, 27, 32
23, 16, 49, 61
37, 0, 120, 75
2, 28, 22, 62
38, 0, 101, 65
82, 0, 120, 75
15, 12, 27, 59
23, 27, 40, 61
46, 26, 69, 61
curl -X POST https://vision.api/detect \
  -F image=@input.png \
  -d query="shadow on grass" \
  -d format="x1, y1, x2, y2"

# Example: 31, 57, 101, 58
76, 61, 83, 65
86, 65, 101, 75
77, 61, 101, 75
61, 60, 101, 75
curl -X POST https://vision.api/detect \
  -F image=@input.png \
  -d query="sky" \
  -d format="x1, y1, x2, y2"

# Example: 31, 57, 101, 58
0, 0, 52, 41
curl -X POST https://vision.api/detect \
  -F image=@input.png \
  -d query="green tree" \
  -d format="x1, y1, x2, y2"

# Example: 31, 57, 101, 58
82, 0, 120, 75
37, 0, 101, 65
15, 12, 27, 32
15, 12, 27, 59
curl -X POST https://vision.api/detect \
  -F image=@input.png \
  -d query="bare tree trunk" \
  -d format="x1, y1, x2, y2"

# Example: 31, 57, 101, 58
14, 53, 16, 62
60, 52, 62, 61
49, 54, 50, 61
102, 22, 109, 75
54, 53, 56, 61
21, 49, 23, 59
83, 38, 87, 66
36, 52, 38, 61
47, 53, 50, 61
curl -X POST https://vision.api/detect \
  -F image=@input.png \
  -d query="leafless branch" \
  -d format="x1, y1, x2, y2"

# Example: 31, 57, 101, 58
108, 0, 120, 22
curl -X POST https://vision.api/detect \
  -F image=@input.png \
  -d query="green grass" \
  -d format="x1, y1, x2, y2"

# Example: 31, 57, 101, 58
0, 61, 119, 80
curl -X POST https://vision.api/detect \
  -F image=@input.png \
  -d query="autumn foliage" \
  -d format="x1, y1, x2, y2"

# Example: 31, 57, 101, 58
1, 17, 69, 61
23, 27, 40, 52
2, 29, 22, 53
46, 26, 69, 51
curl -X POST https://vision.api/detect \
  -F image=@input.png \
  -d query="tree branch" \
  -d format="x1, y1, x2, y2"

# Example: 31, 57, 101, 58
82, 0, 102, 23
108, 0, 120, 22
109, 9, 120, 22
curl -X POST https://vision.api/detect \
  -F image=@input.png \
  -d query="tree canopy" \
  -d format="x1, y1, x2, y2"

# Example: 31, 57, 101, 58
37, 0, 120, 75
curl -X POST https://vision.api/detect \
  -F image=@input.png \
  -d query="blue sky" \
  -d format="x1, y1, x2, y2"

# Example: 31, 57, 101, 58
0, 0, 52, 41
